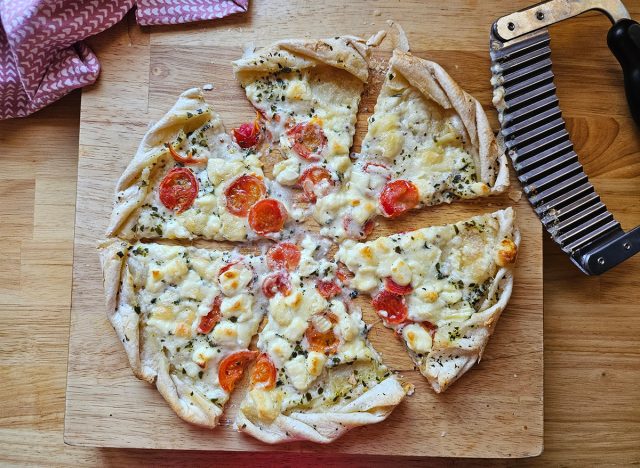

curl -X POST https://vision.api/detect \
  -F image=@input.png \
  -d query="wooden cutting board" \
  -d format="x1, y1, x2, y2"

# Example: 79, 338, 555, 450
64, 1, 543, 457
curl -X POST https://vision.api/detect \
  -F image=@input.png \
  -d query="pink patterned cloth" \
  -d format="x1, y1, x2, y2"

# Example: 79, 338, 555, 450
0, 0, 249, 119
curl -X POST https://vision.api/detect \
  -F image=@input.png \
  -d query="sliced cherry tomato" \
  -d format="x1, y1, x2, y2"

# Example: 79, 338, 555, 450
248, 199, 287, 236
232, 119, 262, 149
261, 271, 291, 298
384, 277, 413, 295
343, 216, 375, 240
224, 174, 266, 217
266, 242, 301, 272
218, 260, 241, 279
298, 166, 334, 203
197, 296, 223, 334
335, 266, 352, 284
420, 320, 438, 338
372, 289, 408, 325
305, 312, 340, 354
218, 350, 258, 393
287, 122, 327, 161
379, 179, 420, 218
250, 353, 277, 390
158, 167, 198, 214
167, 143, 204, 164
316, 280, 341, 299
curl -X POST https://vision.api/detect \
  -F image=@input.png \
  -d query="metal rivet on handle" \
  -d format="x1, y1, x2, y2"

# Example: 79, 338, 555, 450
536, 11, 545, 20
623, 242, 631, 250
597, 257, 605, 265
508, 22, 516, 31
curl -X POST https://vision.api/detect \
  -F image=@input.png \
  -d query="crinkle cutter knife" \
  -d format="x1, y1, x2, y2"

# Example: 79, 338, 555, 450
490, 0, 640, 274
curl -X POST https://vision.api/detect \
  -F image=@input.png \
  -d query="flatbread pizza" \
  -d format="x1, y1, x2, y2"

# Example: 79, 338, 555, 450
233, 36, 369, 208
236, 237, 408, 443
99, 239, 267, 427
107, 88, 297, 242
336, 208, 519, 392
315, 50, 510, 239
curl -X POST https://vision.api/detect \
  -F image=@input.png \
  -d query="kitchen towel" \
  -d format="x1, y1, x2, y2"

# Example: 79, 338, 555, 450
0, 0, 249, 119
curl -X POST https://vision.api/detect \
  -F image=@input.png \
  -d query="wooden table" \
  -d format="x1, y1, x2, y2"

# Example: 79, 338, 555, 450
1, 1, 639, 464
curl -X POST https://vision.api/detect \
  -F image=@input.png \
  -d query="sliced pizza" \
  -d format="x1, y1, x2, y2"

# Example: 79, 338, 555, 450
232, 36, 369, 207
99, 239, 267, 428
315, 50, 510, 239
336, 208, 519, 392
107, 87, 296, 242
236, 237, 407, 443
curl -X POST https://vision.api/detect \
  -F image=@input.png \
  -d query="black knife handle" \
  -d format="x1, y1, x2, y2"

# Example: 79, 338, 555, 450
608, 18, 640, 127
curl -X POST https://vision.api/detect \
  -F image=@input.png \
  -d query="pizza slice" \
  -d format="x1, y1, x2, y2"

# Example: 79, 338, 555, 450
99, 239, 267, 428
107, 87, 296, 242
336, 208, 519, 392
236, 237, 408, 443
315, 50, 510, 239
232, 36, 369, 207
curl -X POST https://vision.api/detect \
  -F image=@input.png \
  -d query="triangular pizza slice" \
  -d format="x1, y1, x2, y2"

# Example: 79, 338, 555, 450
233, 36, 369, 207
99, 239, 268, 428
315, 50, 510, 239
236, 236, 407, 443
336, 208, 519, 392
107, 88, 297, 242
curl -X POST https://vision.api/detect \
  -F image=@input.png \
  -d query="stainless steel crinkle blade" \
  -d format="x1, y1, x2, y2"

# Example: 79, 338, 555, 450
490, 0, 640, 275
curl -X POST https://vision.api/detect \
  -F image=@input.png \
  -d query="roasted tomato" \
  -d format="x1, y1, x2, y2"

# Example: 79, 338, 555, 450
224, 174, 267, 217
372, 289, 408, 325
384, 277, 413, 295
218, 350, 258, 392
266, 242, 301, 271
298, 166, 334, 203
305, 312, 339, 354
167, 143, 204, 164
287, 121, 327, 161
197, 296, 223, 334
316, 280, 341, 299
379, 179, 419, 218
158, 167, 198, 213
232, 119, 262, 149
248, 199, 287, 236
250, 353, 277, 390
261, 271, 292, 298
343, 216, 375, 240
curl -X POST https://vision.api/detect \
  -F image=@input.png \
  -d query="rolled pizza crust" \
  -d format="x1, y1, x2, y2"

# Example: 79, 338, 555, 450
235, 376, 406, 443
98, 240, 223, 428
389, 50, 509, 194
233, 36, 371, 82
106, 87, 218, 239
421, 207, 520, 393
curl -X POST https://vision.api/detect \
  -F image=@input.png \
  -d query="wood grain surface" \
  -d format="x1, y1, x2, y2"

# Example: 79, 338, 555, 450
1, 0, 639, 465
65, 0, 545, 457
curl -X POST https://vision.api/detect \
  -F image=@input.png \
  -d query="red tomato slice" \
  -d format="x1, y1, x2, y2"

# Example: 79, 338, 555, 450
287, 122, 327, 161
298, 166, 334, 203
159, 167, 199, 214
372, 290, 408, 325
197, 296, 223, 334
420, 321, 438, 338
168, 144, 205, 164
266, 242, 301, 271
218, 350, 258, 393
335, 266, 352, 284
343, 216, 375, 240
316, 280, 341, 299
261, 271, 292, 298
305, 312, 339, 354
232, 120, 262, 149
250, 353, 277, 390
225, 174, 267, 217
248, 199, 287, 236
379, 179, 420, 218
384, 277, 413, 295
